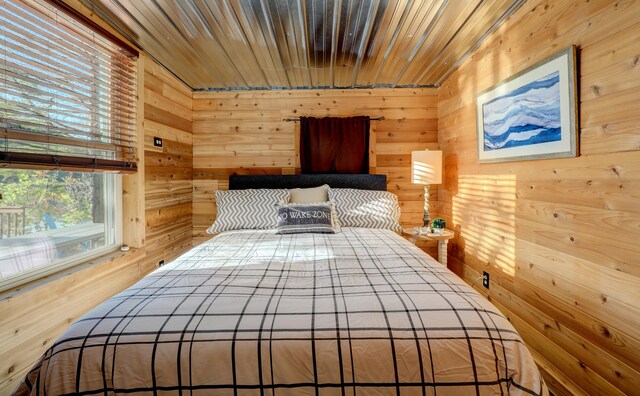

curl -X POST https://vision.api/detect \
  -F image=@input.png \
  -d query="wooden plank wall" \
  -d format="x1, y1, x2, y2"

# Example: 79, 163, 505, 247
0, 250, 147, 393
0, 55, 194, 394
192, 88, 439, 250
144, 59, 194, 266
437, 0, 640, 394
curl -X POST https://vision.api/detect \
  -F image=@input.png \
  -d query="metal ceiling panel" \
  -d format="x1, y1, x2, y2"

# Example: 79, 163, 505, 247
82, 0, 524, 90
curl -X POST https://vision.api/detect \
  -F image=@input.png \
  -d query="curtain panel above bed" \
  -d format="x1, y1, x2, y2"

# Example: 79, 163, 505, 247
299, 116, 370, 174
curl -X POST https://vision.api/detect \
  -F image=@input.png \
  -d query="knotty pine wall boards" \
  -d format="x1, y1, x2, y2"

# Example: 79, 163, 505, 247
437, 0, 640, 394
192, 88, 440, 256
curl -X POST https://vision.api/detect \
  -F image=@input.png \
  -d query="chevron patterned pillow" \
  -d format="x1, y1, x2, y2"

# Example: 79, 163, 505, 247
329, 188, 402, 232
207, 189, 290, 234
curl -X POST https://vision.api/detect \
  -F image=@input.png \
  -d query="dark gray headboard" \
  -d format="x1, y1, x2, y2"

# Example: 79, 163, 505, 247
229, 174, 387, 191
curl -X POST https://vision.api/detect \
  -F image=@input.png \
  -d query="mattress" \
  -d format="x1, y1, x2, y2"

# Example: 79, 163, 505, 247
15, 228, 547, 395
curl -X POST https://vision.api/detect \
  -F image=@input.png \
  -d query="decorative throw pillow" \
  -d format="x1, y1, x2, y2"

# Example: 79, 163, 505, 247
289, 184, 330, 203
276, 202, 336, 234
206, 189, 290, 234
328, 188, 402, 232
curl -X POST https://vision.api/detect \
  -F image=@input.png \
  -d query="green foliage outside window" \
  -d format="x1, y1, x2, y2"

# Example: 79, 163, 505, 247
0, 169, 97, 234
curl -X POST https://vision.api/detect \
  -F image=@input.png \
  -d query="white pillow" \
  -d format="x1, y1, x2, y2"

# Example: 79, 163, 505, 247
328, 188, 402, 232
289, 184, 329, 203
207, 189, 290, 234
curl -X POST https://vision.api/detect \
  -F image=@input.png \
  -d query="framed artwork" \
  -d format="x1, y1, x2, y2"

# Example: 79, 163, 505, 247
476, 46, 578, 163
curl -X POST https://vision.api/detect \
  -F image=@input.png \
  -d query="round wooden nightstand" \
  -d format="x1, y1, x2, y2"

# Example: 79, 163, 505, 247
403, 227, 454, 266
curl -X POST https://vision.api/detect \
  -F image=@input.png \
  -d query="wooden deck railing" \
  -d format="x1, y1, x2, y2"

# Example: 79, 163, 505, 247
0, 207, 26, 239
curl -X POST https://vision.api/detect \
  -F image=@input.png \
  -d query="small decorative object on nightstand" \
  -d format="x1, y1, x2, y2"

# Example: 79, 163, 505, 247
430, 217, 446, 235
404, 227, 454, 266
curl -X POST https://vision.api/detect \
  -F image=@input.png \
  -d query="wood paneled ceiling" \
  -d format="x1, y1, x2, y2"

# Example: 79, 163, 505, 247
82, 0, 524, 90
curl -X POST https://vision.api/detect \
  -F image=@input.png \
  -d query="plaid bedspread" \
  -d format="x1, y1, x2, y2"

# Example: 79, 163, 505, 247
15, 228, 547, 396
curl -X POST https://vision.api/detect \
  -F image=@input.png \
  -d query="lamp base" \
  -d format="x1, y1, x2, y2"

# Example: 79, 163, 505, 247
423, 184, 430, 228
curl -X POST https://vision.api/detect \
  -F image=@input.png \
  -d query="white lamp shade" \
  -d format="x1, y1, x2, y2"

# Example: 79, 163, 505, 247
411, 150, 442, 185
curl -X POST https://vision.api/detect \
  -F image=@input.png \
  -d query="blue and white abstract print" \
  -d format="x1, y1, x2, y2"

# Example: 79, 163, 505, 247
482, 71, 561, 151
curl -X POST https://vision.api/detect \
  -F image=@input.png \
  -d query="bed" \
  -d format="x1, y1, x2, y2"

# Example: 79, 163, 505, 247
15, 175, 547, 396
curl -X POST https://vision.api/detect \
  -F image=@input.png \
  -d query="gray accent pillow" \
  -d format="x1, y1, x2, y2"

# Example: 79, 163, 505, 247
207, 189, 290, 234
276, 202, 336, 234
329, 188, 402, 232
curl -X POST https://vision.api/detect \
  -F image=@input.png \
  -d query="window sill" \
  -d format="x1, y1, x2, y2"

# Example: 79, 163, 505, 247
0, 247, 145, 301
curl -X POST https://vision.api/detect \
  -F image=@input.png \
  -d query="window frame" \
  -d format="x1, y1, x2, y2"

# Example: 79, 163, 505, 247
0, 0, 139, 293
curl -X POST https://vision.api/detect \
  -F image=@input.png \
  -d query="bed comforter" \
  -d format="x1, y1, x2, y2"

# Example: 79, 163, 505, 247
15, 228, 547, 395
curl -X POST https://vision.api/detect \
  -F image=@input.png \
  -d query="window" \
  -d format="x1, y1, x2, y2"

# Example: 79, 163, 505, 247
0, 0, 137, 291
0, 169, 121, 288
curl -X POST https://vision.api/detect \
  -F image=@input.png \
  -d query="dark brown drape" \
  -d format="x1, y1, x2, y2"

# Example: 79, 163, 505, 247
299, 116, 370, 174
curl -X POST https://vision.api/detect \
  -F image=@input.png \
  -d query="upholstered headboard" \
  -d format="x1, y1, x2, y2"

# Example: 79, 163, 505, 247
228, 174, 387, 191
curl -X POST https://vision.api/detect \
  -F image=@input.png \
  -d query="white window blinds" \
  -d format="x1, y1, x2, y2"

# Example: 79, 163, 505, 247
0, 0, 138, 172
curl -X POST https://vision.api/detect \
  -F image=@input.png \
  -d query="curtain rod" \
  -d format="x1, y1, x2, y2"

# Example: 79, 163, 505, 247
283, 116, 385, 122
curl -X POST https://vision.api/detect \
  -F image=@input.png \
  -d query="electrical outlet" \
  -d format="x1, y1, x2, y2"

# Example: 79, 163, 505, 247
159, 260, 165, 267
153, 137, 163, 147
482, 271, 490, 289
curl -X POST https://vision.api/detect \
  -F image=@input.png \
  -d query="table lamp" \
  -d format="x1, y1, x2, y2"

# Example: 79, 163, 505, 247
411, 150, 442, 231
